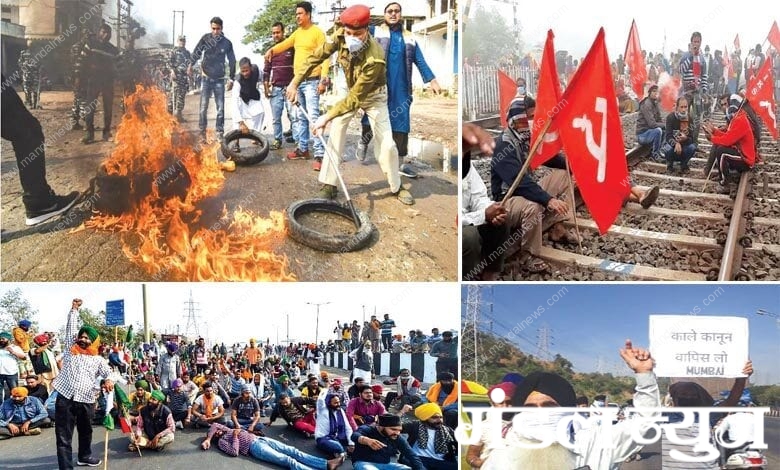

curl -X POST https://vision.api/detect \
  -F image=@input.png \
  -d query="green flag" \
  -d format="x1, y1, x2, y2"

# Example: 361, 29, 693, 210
114, 386, 132, 411
125, 325, 133, 344
103, 413, 115, 430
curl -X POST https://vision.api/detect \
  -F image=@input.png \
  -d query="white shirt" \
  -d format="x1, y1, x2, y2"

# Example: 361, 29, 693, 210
0, 345, 24, 375
461, 165, 492, 226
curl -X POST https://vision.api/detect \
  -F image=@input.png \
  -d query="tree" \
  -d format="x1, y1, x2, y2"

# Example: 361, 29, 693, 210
0, 288, 39, 333
463, 6, 519, 66
56, 308, 136, 348
243, 0, 299, 53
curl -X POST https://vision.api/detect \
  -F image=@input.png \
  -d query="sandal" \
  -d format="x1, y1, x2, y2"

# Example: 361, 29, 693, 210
525, 257, 550, 274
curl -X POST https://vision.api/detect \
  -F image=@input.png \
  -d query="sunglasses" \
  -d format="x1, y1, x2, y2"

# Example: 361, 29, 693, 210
386, 8, 401, 14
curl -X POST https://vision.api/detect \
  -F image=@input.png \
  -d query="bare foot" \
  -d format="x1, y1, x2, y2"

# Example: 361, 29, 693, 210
327, 454, 345, 470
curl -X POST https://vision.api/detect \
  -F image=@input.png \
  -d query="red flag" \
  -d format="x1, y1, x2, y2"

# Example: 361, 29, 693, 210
554, 28, 631, 234
746, 54, 778, 140
734, 34, 741, 51
768, 21, 780, 53
724, 44, 733, 78
118, 416, 132, 434
529, 30, 564, 169
624, 20, 647, 98
498, 70, 517, 128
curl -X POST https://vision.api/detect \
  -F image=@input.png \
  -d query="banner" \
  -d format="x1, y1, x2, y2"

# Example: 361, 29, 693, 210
649, 315, 749, 378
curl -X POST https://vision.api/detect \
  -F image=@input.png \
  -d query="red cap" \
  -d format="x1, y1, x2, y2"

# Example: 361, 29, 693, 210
371, 384, 384, 394
332, 378, 342, 386
340, 4, 371, 29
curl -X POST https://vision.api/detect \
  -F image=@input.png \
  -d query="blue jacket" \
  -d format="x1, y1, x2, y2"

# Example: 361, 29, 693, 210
0, 396, 48, 427
372, 23, 436, 96
192, 32, 236, 80
491, 128, 567, 204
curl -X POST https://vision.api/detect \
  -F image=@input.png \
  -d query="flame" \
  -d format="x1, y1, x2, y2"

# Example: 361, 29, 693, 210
84, 86, 295, 281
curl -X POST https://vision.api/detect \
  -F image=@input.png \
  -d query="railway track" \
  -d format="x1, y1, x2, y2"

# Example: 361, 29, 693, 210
469, 111, 780, 281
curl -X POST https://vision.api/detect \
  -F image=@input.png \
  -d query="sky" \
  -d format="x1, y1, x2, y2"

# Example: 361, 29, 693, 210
0, 283, 459, 347
472, 0, 778, 62
129, 0, 263, 60
461, 284, 780, 385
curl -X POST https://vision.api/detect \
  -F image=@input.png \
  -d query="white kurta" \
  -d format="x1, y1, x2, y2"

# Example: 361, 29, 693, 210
232, 79, 265, 132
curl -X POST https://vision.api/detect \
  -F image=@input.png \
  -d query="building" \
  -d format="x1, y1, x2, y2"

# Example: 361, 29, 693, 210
2, 0, 112, 85
312, 0, 458, 91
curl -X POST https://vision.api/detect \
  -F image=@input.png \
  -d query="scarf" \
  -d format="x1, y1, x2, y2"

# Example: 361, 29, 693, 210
426, 381, 458, 406
328, 406, 347, 440
202, 394, 214, 417
692, 54, 701, 88
70, 337, 101, 356
417, 422, 454, 456
238, 64, 261, 104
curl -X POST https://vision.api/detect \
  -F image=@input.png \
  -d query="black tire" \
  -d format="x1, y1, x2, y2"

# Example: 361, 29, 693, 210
221, 129, 270, 165
285, 199, 374, 253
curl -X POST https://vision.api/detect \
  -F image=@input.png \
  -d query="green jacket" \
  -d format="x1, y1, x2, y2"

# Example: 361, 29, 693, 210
293, 27, 387, 120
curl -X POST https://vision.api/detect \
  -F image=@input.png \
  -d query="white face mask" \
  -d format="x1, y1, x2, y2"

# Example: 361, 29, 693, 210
517, 85, 526, 95
345, 35, 364, 53
510, 409, 574, 445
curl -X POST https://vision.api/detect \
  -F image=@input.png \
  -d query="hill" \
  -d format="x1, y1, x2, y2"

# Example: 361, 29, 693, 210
463, 329, 671, 404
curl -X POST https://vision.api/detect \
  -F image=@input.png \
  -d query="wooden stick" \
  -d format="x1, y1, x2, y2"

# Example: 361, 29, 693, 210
500, 119, 554, 206
103, 429, 109, 470
564, 157, 584, 254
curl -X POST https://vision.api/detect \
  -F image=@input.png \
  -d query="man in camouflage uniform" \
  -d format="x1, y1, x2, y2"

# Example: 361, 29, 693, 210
70, 29, 90, 130
18, 40, 41, 109
170, 35, 192, 122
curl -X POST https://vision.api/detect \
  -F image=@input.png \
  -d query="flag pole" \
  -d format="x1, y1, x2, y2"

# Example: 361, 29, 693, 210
103, 429, 109, 470
563, 158, 584, 254
500, 118, 554, 207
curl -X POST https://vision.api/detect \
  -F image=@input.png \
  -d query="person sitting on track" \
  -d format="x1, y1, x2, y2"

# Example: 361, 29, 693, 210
701, 94, 756, 192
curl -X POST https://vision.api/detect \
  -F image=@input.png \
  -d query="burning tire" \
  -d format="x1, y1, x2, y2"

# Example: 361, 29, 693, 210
285, 199, 374, 253
221, 129, 269, 165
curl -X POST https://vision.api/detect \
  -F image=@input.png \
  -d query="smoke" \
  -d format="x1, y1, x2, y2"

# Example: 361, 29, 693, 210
657, 71, 681, 112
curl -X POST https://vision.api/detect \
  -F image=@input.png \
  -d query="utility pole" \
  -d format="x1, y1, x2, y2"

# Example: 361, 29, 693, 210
306, 302, 331, 345
142, 283, 149, 343
172, 10, 184, 44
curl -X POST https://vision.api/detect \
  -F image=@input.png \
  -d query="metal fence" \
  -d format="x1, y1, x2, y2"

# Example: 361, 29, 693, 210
462, 65, 537, 120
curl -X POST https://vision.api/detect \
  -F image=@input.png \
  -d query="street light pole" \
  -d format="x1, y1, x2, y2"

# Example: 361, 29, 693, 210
306, 302, 331, 345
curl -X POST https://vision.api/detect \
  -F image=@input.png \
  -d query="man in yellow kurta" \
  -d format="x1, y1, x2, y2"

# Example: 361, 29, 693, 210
12, 320, 34, 379
286, 4, 414, 205
265, 1, 329, 170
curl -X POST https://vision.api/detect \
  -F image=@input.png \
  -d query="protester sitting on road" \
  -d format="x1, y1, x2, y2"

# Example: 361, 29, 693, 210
347, 377, 366, 400
129, 380, 151, 419
383, 369, 422, 409
166, 378, 191, 429
24, 374, 49, 404
346, 384, 387, 430
351, 413, 424, 470
269, 393, 317, 437
422, 372, 458, 430
190, 382, 227, 428
228, 384, 263, 434
201, 421, 345, 469
400, 403, 458, 469
315, 388, 353, 459
180, 371, 199, 404
327, 378, 349, 410
0, 387, 51, 439
129, 389, 175, 452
